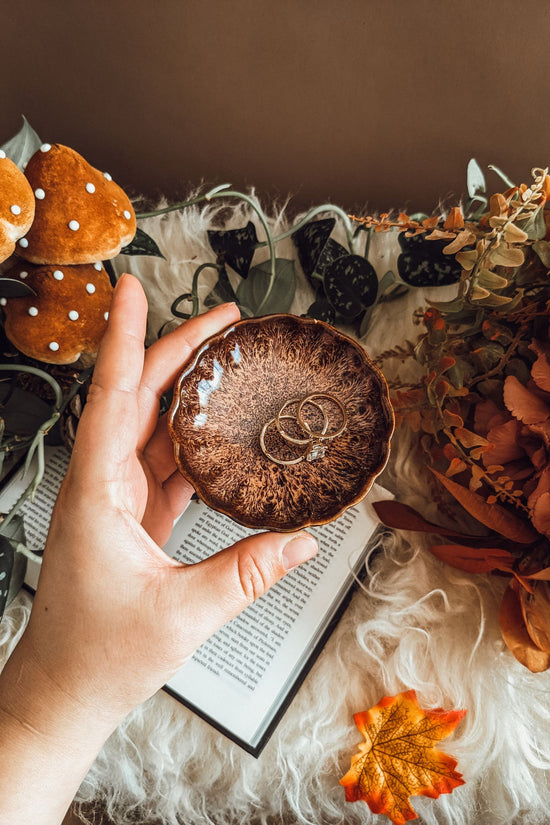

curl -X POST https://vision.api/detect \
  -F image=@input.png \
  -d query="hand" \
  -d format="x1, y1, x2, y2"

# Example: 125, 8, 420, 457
0, 274, 317, 825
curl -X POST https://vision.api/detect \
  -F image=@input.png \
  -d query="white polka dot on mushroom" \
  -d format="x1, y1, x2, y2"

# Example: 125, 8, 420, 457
53, 270, 64, 280
18, 238, 28, 248
94, 262, 102, 271
0, 299, 6, 307
86, 283, 96, 294
35, 188, 45, 200
49, 342, 59, 352
20, 271, 28, 279
86, 183, 96, 194
103, 172, 112, 181
0, 150, 5, 159
123, 210, 131, 220
68, 310, 79, 321
68, 220, 80, 231
104, 312, 109, 321
40, 144, 52, 153
28, 306, 38, 317
10, 205, 21, 216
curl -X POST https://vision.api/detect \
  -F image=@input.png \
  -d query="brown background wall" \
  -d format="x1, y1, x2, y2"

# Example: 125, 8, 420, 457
1, 1, 549, 215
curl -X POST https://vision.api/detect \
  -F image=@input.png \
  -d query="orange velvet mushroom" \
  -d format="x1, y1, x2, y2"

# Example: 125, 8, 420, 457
2, 261, 113, 365
17, 143, 136, 265
0, 150, 35, 264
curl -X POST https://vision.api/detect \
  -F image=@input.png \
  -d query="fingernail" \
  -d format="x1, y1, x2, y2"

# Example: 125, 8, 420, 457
282, 533, 318, 571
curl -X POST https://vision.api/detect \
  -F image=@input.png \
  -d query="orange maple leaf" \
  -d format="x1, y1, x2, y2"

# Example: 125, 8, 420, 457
340, 690, 466, 825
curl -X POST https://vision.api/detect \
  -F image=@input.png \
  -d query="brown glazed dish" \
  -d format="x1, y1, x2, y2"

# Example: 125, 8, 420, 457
168, 314, 394, 532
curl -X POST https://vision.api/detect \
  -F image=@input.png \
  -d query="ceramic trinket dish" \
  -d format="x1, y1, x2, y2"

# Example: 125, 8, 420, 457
168, 314, 394, 532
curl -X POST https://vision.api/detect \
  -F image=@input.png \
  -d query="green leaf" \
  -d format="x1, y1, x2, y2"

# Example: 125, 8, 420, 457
473, 293, 514, 307
428, 296, 467, 314
1, 116, 42, 170
377, 270, 396, 293
517, 207, 547, 241
358, 305, 375, 337
533, 240, 550, 268
236, 259, 296, 315
0, 278, 36, 298
323, 254, 378, 319
208, 221, 258, 278
467, 158, 486, 198
476, 269, 510, 290
120, 227, 164, 259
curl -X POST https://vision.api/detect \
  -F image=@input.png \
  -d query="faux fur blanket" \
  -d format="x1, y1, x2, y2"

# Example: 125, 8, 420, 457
2, 196, 550, 825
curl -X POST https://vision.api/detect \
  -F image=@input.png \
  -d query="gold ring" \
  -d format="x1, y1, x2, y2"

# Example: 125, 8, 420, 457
259, 418, 306, 465
297, 393, 347, 440
275, 398, 329, 445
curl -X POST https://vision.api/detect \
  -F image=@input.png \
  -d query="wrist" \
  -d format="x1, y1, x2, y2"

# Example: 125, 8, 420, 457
0, 630, 123, 744
0, 634, 122, 825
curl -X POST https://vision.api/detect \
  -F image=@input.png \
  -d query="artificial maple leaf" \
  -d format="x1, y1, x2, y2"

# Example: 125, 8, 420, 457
340, 690, 466, 825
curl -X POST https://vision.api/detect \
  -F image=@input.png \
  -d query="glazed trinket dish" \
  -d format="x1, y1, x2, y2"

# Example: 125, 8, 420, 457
168, 314, 394, 532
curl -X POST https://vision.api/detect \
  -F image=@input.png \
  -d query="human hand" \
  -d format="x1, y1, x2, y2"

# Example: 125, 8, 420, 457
10, 274, 317, 726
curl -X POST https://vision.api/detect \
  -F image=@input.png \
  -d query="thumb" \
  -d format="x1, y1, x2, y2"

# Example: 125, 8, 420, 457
180, 531, 318, 648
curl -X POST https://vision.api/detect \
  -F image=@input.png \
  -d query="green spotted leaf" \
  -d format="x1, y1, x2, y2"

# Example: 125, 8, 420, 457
323, 255, 378, 320
306, 298, 336, 324
208, 221, 258, 278
292, 218, 336, 280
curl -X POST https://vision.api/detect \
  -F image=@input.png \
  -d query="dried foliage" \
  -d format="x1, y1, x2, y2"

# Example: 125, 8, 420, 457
371, 167, 550, 672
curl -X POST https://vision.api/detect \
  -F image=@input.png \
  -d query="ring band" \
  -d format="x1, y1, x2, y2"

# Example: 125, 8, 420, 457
259, 391, 348, 466
297, 393, 347, 440
275, 398, 329, 445
259, 418, 307, 465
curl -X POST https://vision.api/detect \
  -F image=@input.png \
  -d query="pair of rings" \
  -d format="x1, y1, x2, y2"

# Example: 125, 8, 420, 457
259, 392, 348, 466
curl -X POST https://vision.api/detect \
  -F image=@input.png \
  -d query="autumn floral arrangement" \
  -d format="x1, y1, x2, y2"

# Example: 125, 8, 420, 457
361, 165, 550, 679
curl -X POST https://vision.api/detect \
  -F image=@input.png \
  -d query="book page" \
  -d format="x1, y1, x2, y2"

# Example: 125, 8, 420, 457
164, 490, 386, 747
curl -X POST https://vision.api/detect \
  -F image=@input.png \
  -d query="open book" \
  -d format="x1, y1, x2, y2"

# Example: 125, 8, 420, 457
2, 446, 389, 756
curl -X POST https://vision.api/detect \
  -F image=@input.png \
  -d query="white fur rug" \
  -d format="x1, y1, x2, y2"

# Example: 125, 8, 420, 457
3, 197, 550, 825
